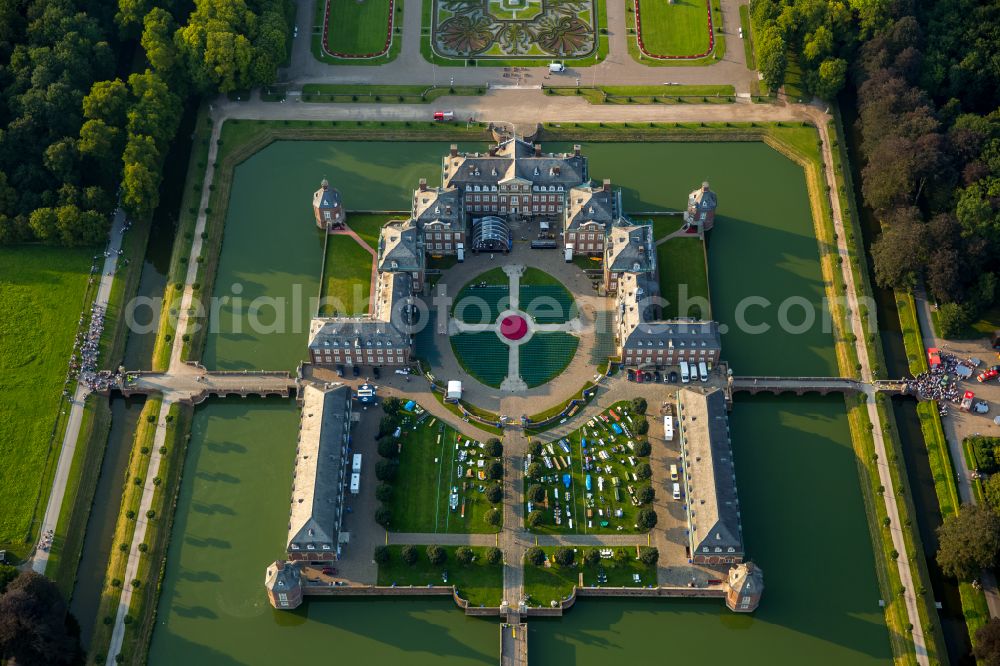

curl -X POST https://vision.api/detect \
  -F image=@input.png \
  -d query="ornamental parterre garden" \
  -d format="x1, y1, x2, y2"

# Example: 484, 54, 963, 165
525, 400, 656, 534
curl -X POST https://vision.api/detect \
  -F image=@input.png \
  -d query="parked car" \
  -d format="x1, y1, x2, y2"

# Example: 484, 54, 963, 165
549, 62, 566, 72
668, 371, 678, 383
978, 369, 998, 383
321, 567, 336, 575
372, 366, 380, 379
352, 365, 360, 378
627, 369, 636, 381
433, 110, 455, 121
643, 372, 653, 383
336, 364, 344, 377
636, 370, 644, 383
990, 365, 1000, 373
975, 401, 990, 414
654, 371, 662, 382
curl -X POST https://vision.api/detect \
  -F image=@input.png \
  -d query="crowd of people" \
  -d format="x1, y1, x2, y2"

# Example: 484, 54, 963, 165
909, 352, 964, 407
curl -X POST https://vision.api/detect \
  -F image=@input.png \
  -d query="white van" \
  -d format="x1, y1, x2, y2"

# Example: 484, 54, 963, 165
679, 361, 690, 383
672, 483, 681, 500
698, 361, 708, 382
669, 464, 678, 481
549, 62, 566, 73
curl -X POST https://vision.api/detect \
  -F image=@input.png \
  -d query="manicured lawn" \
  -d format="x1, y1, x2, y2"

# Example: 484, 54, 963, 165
347, 213, 400, 251
523, 546, 657, 607
525, 402, 653, 535
656, 237, 710, 319
0, 246, 94, 549
319, 235, 373, 316
377, 545, 503, 606
324, 0, 392, 56
650, 215, 686, 239
387, 411, 501, 533
520, 269, 575, 324
636, 0, 711, 56
451, 332, 510, 387
783, 52, 808, 101
739, 4, 755, 69
518, 333, 579, 388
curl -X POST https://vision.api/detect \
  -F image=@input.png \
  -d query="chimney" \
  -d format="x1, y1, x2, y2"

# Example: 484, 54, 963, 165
534, 143, 542, 157
450, 144, 458, 157
602, 178, 611, 192
418, 178, 427, 191
573, 144, 581, 156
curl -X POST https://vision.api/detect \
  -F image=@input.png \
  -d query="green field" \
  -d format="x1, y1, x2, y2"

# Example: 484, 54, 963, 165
656, 237, 710, 319
319, 235, 374, 316
346, 213, 400, 251
520, 268, 575, 324
324, 0, 393, 56
377, 545, 503, 606
387, 411, 501, 533
518, 333, 579, 388
523, 546, 657, 607
525, 402, 652, 534
0, 246, 93, 548
451, 332, 510, 387
636, 0, 711, 56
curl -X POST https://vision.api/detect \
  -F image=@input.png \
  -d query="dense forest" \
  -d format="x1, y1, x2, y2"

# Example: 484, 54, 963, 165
0, 0, 291, 245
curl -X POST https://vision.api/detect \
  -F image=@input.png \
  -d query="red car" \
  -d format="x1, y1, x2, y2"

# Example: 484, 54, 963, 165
978, 369, 998, 383
322, 567, 337, 575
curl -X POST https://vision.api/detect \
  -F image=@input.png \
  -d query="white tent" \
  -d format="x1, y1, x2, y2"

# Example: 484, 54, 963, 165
447, 380, 462, 402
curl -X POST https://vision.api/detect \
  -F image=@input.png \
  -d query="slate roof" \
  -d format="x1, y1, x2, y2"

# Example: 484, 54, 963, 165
564, 182, 619, 233
287, 385, 351, 555
678, 387, 744, 560
605, 221, 655, 273
313, 180, 341, 210
688, 182, 717, 212
442, 139, 587, 190
378, 219, 423, 272
413, 186, 465, 234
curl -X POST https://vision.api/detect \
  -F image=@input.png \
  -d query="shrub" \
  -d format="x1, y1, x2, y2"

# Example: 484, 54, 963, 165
378, 415, 398, 437
486, 547, 503, 565
484, 438, 503, 457
382, 396, 402, 416
526, 510, 544, 528
635, 462, 652, 480
426, 545, 446, 565
635, 440, 651, 457
486, 460, 503, 480
486, 508, 502, 526
375, 459, 397, 481
583, 549, 600, 566
527, 462, 543, 479
401, 545, 418, 565
636, 508, 658, 529
529, 442, 543, 457
554, 547, 574, 567
377, 437, 399, 459
635, 416, 649, 435
636, 486, 655, 504
375, 483, 394, 502
639, 547, 659, 566
455, 546, 474, 564
485, 484, 503, 503
630, 398, 647, 414
525, 546, 545, 566
374, 545, 390, 564
375, 506, 392, 527
527, 484, 545, 503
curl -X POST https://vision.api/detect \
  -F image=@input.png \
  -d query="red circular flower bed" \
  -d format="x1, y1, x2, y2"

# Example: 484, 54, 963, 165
499, 314, 528, 341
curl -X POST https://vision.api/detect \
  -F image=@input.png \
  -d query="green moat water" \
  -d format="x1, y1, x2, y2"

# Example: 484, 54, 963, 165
150, 138, 885, 662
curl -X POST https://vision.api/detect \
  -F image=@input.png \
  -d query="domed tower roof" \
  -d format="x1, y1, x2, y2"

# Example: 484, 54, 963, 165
321, 178, 329, 189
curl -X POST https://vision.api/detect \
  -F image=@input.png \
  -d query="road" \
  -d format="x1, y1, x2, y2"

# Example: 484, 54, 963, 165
30, 211, 127, 575
286, 0, 756, 92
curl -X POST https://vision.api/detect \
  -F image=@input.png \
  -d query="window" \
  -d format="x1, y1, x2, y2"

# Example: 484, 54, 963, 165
397, 356, 403, 362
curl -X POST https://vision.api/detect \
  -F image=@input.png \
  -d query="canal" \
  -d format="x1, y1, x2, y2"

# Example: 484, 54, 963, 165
143, 136, 891, 663
840, 90, 973, 664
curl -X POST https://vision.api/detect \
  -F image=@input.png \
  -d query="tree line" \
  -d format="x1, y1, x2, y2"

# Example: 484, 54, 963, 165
0, 0, 292, 246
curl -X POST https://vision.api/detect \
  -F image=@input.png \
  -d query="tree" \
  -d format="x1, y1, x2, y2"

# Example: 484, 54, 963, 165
554, 547, 574, 567
373, 545, 390, 565
378, 416, 398, 437
639, 547, 659, 566
937, 503, 1000, 581
937, 302, 973, 339
814, 58, 848, 100
527, 484, 545, 503
426, 545, 446, 566
635, 416, 649, 435
141, 8, 177, 76
613, 548, 629, 565
527, 510, 544, 528
484, 438, 503, 457
486, 547, 503, 565
756, 24, 787, 92
486, 460, 503, 480
375, 483, 394, 503
375, 506, 392, 527
401, 545, 418, 565
871, 211, 927, 288
635, 440, 651, 457
382, 396, 402, 416
635, 462, 652, 480
630, 397, 647, 415
375, 460, 397, 481
485, 484, 503, 503
637, 486, 655, 505
0, 571, 81, 665
377, 437, 399, 459
456, 546, 474, 564
985, 474, 1000, 513
82, 79, 128, 125
529, 442, 543, 457
0, 565, 17, 595
583, 549, 600, 567
527, 462, 543, 479
485, 508, 502, 526
525, 546, 545, 566
974, 618, 1000, 666
636, 508, 658, 530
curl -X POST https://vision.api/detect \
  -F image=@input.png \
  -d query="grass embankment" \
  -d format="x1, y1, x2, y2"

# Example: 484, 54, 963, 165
0, 245, 94, 556
635, 0, 711, 56
419, 0, 608, 67
523, 546, 657, 607
429, 390, 505, 436
86, 397, 161, 663
319, 235, 374, 316
523, 383, 599, 434
544, 84, 735, 105
388, 414, 501, 533
302, 84, 485, 103
526, 402, 652, 536
346, 212, 402, 251
312, 0, 402, 65
625, 0, 725, 66
739, 4, 755, 69
377, 545, 502, 606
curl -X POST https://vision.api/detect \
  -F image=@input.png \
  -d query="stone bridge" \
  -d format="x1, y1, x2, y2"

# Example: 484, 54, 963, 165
731, 376, 908, 396
119, 362, 297, 405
